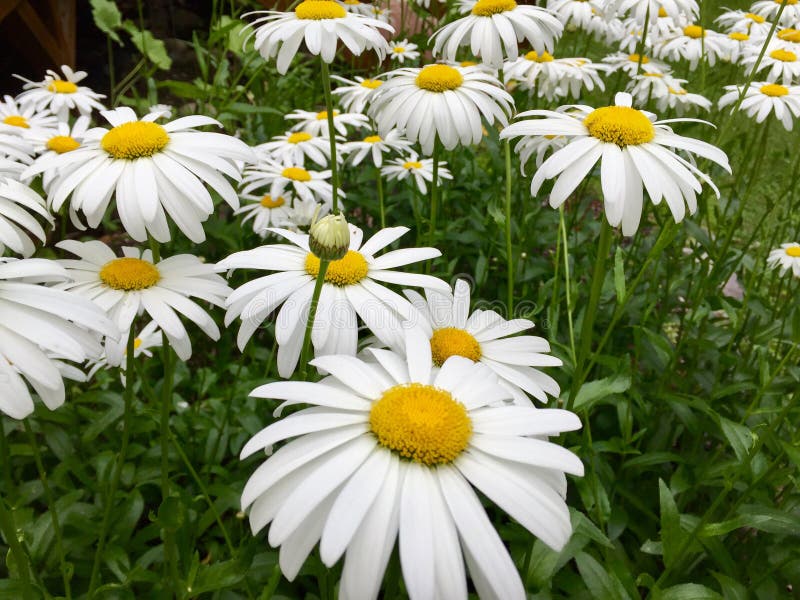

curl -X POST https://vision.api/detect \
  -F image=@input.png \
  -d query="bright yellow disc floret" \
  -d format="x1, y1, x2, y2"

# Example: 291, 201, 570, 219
430, 328, 482, 366
584, 106, 655, 147
305, 250, 369, 286
99, 258, 161, 291
101, 121, 169, 159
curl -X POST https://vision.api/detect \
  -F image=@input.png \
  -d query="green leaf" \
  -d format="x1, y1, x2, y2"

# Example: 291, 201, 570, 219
717, 417, 756, 462
121, 22, 172, 70
700, 505, 800, 537
190, 558, 248, 594
711, 572, 747, 600
614, 247, 626, 303
157, 496, 184, 531
575, 552, 630, 600
659, 479, 681, 568
660, 583, 722, 600
574, 373, 631, 410
90, 0, 122, 41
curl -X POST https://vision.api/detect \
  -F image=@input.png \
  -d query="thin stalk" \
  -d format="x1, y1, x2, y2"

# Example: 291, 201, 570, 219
300, 260, 330, 379
429, 141, 441, 250
633, 5, 651, 77
504, 138, 514, 315
23, 421, 71, 599
107, 36, 115, 106
88, 327, 136, 597
377, 169, 386, 229
320, 60, 340, 213
559, 206, 577, 365
0, 488, 33, 600
160, 336, 179, 590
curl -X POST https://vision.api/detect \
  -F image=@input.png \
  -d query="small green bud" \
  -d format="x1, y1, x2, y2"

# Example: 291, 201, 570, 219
309, 213, 350, 261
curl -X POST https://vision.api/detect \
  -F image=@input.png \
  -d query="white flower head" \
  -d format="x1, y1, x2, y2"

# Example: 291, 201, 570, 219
655, 24, 728, 70
602, 51, 671, 76
718, 81, 800, 131
258, 130, 335, 168
26, 116, 91, 191
87, 320, 163, 381
741, 42, 800, 85
381, 154, 453, 194
0, 177, 53, 256
15, 65, 106, 120
715, 9, 773, 38
750, 0, 800, 26
617, 0, 699, 25
285, 108, 370, 137
235, 192, 297, 236
340, 129, 413, 168
767, 243, 800, 277
242, 159, 339, 205
389, 39, 420, 63
331, 75, 385, 113
0, 95, 58, 137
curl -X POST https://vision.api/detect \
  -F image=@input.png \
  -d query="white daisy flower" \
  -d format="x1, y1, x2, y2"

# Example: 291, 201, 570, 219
241, 159, 338, 205
0, 176, 53, 257
339, 0, 375, 16
26, 116, 91, 191
258, 130, 335, 168
217, 225, 448, 377
602, 51, 671, 76
430, 0, 563, 68
404, 279, 562, 405
389, 39, 420, 63
657, 81, 712, 114
0, 95, 58, 136
56, 240, 231, 364
750, 0, 800, 26
15, 65, 105, 120
340, 129, 413, 168
586, 6, 626, 44
715, 9, 773, 37
284, 198, 329, 231
0, 257, 117, 419
22, 107, 254, 244
656, 24, 728, 70
506, 52, 607, 100
546, 0, 602, 29
724, 31, 753, 63
369, 5, 391, 22
381, 154, 454, 194
239, 328, 583, 597
0, 131, 35, 180
235, 193, 323, 237
718, 82, 800, 131
617, 0, 698, 25
369, 64, 513, 154
767, 242, 800, 277
500, 92, 731, 236
741, 42, 800, 85
245, 0, 393, 74
87, 320, 163, 380
331, 75, 384, 113
285, 108, 370, 137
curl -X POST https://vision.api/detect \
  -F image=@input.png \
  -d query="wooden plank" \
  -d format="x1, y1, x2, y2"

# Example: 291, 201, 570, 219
16, 2, 69, 66
0, 0, 26, 23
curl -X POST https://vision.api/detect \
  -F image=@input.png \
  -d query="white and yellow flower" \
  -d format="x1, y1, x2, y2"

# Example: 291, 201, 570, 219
616, 0, 698, 25
718, 82, 800, 130
26, 116, 90, 191
602, 51, 671, 76
340, 130, 413, 168
741, 42, 800, 85
389, 39, 420, 63
258, 130, 335, 168
15, 65, 105, 120
750, 0, 800, 26
0, 176, 52, 257
715, 9, 773, 37
87, 320, 163, 380
331, 75, 385, 113
767, 243, 800, 277
242, 159, 338, 205
381, 154, 453, 194
285, 108, 370, 137
655, 24, 728, 70
0, 95, 58, 136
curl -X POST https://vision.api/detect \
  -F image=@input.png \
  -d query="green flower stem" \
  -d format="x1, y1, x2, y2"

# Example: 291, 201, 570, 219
300, 260, 329, 379
377, 169, 386, 229
160, 338, 180, 591
633, 4, 651, 77
88, 327, 136, 597
429, 141, 441, 255
0, 489, 33, 600
559, 206, 577, 365
503, 137, 514, 315
23, 420, 71, 600
320, 60, 340, 214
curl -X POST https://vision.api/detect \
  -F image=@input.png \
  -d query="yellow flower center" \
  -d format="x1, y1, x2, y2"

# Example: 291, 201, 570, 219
770, 48, 797, 62
403, 161, 423, 169
786, 246, 800, 257
305, 250, 368, 286
778, 28, 800, 42
360, 79, 383, 89
460, 60, 478, 67
729, 32, 749, 41
684, 25, 705, 38
393, 46, 406, 53
644, 72, 663, 77
3, 115, 28, 128
584, 106, 655, 147
525, 50, 554, 62
288, 131, 312, 144
295, 0, 347, 20
760, 83, 789, 96
101, 121, 169, 160
260, 194, 285, 208
315, 110, 339, 120
628, 53, 650, 64
364, 135, 382, 143
344, 0, 360, 4
134, 338, 143, 350
745, 12, 765, 23
471, 0, 517, 16
99, 258, 160, 291
430, 328, 481, 366
46, 135, 80, 153
281, 166, 312, 181
668, 87, 687, 95
777, 0, 798, 4
369, 383, 472, 465
415, 64, 464, 92
658, 6, 668, 17
47, 80, 78, 93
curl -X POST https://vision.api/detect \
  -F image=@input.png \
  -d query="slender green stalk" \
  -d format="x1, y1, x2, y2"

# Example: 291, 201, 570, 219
429, 141, 441, 252
559, 206, 577, 365
633, 5, 651, 77
159, 335, 179, 590
503, 138, 514, 315
0, 490, 33, 599
23, 420, 71, 599
300, 260, 329, 378
107, 36, 115, 106
377, 170, 386, 229
88, 327, 136, 597
320, 60, 340, 213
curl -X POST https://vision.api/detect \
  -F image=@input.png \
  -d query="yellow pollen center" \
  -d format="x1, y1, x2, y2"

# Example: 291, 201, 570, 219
778, 29, 800, 42
584, 106, 655, 147
471, 0, 517, 16
525, 50, 554, 62
460, 60, 478, 66
315, 110, 339, 120
345, 0, 360, 4
745, 12, 765, 23
430, 328, 481, 366
760, 83, 789, 96
288, 131, 312, 144
364, 135, 382, 143
3, 115, 28, 128
729, 32, 749, 41
47, 80, 78, 93
295, 0, 347, 19
645, 72, 663, 77
101, 121, 169, 159
99, 258, 160, 291
416, 65, 464, 92
777, 0, 798, 3
360, 79, 383, 89
46, 135, 80, 153
628, 53, 650, 64
260, 194, 286, 208
393, 46, 406, 53
281, 166, 312, 181
369, 383, 472, 465
684, 25, 704, 38
770, 48, 797, 62
403, 161, 423, 169
305, 250, 368, 286
133, 338, 143, 350
786, 247, 800, 257
658, 7, 668, 17
668, 87, 687, 95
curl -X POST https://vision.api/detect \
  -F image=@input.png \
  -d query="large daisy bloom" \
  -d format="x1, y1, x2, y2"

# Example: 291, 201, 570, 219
0, 177, 53, 256
381, 154, 453, 194
430, 0, 563, 67
0, 95, 58, 136
332, 76, 384, 113
245, 1, 393, 75
369, 64, 513, 154
617, 0, 698, 24
56, 240, 231, 364
217, 225, 448, 377
750, 0, 800, 26
285, 108, 369, 137
22, 107, 255, 244
15, 65, 106, 120
239, 328, 583, 599
500, 92, 731, 236
340, 129, 413, 168
741, 43, 800, 85
718, 82, 800, 131
404, 279, 561, 405
258, 130, 334, 168
242, 159, 338, 205
0, 258, 117, 419
767, 243, 800, 277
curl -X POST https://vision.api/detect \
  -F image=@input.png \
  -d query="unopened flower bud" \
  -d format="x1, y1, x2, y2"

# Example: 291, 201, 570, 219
309, 213, 350, 261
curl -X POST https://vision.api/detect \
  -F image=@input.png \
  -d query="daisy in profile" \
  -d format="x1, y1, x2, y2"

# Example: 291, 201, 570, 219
389, 39, 420, 63
242, 159, 338, 205
369, 64, 513, 154
741, 43, 800, 85
404, 279, 561, 404
0, 95, 58, 135
718, 82, 800, 131
22, 107, 254, 243
87, 321, 163, 380
500, 92, 730, 236
340, 0, 374, 16
285, 108, 369, 137
0, 257, 116, 419
725, 31, 753, 63
245, 0, 393, 74
235, 193, 322, 236
750, 0, 800, 25
56, 240, 231, 364
381, 154, 453, 194
218, 225, 448, 377
15, 65, 105, 120
655, 80, 712, 114
656, 25, 728, 70
26, 116, 90, 190
767, 243, 800, 277
617, 0, 698, 24
239, 328, 583, 598
331, 75, 384, 113
340, 129, 412, 168
602, 51, 671, 76
547, 0, 600, 29
0, 177, 53, 256
430, 0, 563, 67
258, 130, 334, 168
715, 9, 773, 37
